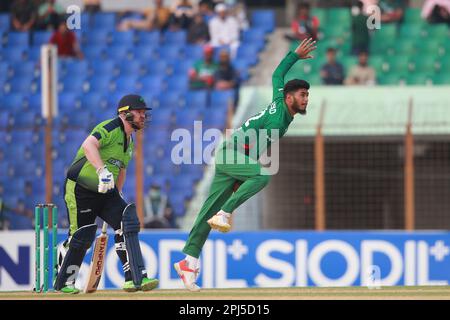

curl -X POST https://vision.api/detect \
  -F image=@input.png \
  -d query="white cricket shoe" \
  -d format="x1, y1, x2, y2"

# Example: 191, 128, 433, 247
207, 211, 231, 233
174, 260, 201, 292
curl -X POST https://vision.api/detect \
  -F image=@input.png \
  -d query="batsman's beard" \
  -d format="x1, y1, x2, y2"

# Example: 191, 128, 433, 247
129, 114, 149, 131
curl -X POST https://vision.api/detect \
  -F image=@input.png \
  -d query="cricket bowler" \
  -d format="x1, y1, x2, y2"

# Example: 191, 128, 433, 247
175, 38, 317, 291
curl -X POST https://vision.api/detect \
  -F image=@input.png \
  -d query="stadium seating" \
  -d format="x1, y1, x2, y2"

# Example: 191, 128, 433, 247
27, 46, 41, 61
185, 90, 208, 109
0, 14, 10, 30
87, 75, 112, 92
143, 59, 168, 76
63, 60, 89, 77
6, 32, 29, 47
157, 91, 184, 109
236, 44, 259, 66
109, 31, 135, 46
32, 31, 52, 47
1, 47, 28, 62
133, 45, 157, 61
106, 45, 131, 60
289, 6, 450, 86
242, 29, 266, 50
92, 12, 116, 29
251, 10, 275, 33
163, 30, 186, 45
0, 9, 273, 228
90, 59, 116, 75
136, 31, 160, 45
185, 45, 204, 61
175, 108, 202, 128
116, 60, 143, 77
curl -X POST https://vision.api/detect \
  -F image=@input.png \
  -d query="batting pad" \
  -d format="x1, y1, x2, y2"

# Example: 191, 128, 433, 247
122, 204, 145, 287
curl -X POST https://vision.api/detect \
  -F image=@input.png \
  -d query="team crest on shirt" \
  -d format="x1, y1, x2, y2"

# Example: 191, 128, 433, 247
107, 158, 124, 169
269, 102, 277, 114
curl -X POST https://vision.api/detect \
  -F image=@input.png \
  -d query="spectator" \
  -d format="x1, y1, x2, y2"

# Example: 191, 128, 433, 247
422, 0, 450, 24
0, 195, 33, 230
50, 17, 84, 59
320, 47, 345, 85
168, 0, 195, 30
163, 203, 178, 228
11, 0, 37, 31
214, 49, 239, 91
24, 179, 34, 200
0, 198, 10, 230
143, 184, 177, 229
317, 0, 353, 5
187, 13, 210, 44
0, 0, 13, 13
36, 0, 65, 31
0, 183, 11, 230
230, 0, 249, 31
351, 0, 370, 55
358, 0, 378, 14
379, 0, 406, 23
209, 3, 240, 58
286, 3, 320, 41
21, 180, 37, 215
189, 45, 218, 89
198, 0, 215, 23
145, 204, 178, 229
150, 0, 172, 31
344, 51, 376, 85
14, 199, 33, 220
117, 0, 171, 32
83, 0, 101, 14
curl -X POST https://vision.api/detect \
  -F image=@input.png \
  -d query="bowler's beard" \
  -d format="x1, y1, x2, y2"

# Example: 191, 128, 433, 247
294, 101, 307, 115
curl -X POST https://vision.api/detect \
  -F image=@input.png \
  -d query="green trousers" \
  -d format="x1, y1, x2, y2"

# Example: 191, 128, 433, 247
182, 148, 271, 258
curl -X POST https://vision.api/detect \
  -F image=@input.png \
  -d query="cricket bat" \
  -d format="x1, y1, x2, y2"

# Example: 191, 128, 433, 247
84, 222, 108, 293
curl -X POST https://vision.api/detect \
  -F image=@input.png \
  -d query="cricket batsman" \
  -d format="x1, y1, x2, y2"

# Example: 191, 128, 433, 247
174, 38, 317, 291
54, 94, 159, 293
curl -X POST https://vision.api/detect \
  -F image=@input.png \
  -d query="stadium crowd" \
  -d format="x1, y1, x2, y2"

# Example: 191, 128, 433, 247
287, 0, 450, 85
0, 0, 253, 230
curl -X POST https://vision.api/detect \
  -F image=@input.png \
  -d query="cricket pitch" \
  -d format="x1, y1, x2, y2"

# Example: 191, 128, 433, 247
1, 286, 450, 300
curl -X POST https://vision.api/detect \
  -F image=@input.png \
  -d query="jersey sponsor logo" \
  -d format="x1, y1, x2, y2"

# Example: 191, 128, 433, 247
80, 209, 92, 214
2, 231, 450, 290
107, 158, 124, 169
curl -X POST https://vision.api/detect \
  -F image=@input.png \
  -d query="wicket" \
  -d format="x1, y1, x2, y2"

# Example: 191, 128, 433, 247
34, 204, 58, 293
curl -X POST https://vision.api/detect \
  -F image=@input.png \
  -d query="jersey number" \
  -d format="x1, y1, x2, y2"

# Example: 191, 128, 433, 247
244, 109, 266, 127
244, 103, 277, 127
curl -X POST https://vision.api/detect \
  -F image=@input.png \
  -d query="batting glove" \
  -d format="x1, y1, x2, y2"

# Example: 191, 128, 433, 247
97, 165, 114, 193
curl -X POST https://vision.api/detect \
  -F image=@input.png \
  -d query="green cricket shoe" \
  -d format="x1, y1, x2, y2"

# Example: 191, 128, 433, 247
59, 285, 80, 294
122, 278, 159, 292
140, 277, 159, 291
122, 280, 138, 292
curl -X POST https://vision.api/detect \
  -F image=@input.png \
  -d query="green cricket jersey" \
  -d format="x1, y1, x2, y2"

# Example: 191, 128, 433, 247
225, 51, 300, 159
66, 117, 134, 192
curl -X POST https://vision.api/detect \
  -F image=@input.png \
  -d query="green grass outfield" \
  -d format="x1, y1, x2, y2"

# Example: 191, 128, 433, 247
1, 286, 450, 300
